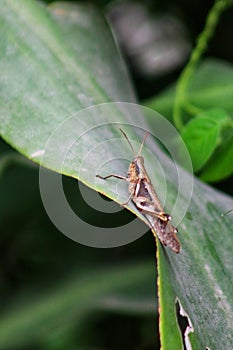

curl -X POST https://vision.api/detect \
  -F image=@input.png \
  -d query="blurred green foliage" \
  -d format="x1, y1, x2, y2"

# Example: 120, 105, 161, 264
1, 0, 233, 349
0, 143, 157, 350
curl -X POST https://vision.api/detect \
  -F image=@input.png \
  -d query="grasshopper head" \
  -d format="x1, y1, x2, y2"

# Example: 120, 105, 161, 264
132, 156, 145, 176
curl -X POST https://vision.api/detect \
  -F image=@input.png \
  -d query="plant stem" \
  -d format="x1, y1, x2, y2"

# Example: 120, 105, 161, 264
173, 0, 233, 130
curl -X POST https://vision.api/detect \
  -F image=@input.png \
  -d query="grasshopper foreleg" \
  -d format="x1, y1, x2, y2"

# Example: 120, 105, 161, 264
96, 174, 128, 181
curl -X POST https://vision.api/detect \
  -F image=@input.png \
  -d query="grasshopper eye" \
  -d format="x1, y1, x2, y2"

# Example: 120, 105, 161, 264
163, 213, 171, 221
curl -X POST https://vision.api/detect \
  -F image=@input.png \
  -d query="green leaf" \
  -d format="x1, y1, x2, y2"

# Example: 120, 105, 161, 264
180, 109, 230, 171
187, 60, 233, 111
145, 60, 233, 180
158, 190, 233, 350
0, 0, 135, 164
157, 246, 182, 350
200, 133, 233, 182
145, 85, 176, 122
145, 59, 233, 121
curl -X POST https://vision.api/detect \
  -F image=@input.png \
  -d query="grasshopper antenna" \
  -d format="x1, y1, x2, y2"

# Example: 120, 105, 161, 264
138, 131, 149, 156
119, 128, 150, 156
119, 128, 136, 155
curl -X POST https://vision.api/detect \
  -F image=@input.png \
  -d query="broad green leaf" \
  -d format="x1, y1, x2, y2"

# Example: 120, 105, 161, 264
0, 0, 135, 161
180, 109, 230, 171
157, 183, 233, 350
0, 0, 190, 245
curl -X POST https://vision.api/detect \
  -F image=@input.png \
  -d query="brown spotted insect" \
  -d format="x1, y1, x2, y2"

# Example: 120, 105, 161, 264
96, 129, 181, 253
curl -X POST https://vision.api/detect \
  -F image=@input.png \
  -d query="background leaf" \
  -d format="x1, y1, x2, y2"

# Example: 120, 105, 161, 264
200, 135, 233, 182
146, 60, 233, 180
180, 109, 230, 171
0, 260, 155, 349
145, 59, 233, 121
186, 59, 233, 112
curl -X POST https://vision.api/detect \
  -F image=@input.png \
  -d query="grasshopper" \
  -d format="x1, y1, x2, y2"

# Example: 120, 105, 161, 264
96, 129, 181, 253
